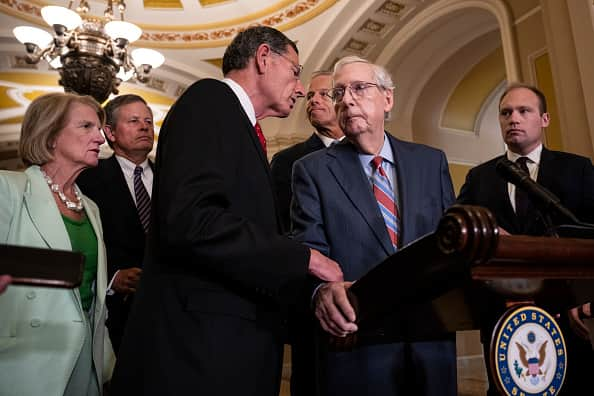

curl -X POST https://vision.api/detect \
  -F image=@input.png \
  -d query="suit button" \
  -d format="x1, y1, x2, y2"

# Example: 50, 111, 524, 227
30, 318, 41, 327
26, 291, 36, 300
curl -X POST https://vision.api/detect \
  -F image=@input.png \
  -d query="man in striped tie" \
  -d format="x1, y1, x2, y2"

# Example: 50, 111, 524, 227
77, 94, 155, 354
291, 56, 456, 396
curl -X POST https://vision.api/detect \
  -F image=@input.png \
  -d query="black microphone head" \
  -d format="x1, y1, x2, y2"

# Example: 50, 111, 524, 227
495, 158, 529, 186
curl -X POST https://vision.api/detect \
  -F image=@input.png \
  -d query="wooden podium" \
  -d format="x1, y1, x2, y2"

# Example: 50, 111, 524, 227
337, 205, 594, 395
342, 205, 594, 333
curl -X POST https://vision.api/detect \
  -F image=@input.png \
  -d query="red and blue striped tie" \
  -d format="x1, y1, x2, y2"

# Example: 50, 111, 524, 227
371, 156, 399, 251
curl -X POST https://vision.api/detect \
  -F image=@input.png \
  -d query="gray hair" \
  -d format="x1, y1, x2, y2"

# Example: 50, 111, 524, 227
333, 56, 395, 120
333, 56, 395, 90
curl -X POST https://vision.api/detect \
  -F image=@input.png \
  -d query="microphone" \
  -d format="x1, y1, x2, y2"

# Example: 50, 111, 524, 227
495, 158, 580, 225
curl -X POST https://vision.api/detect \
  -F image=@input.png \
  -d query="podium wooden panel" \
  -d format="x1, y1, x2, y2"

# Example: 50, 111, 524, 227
341, 205, 594, 342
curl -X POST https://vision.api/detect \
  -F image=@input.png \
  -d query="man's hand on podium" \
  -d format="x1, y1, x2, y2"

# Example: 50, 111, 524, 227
314, 281, 358, 337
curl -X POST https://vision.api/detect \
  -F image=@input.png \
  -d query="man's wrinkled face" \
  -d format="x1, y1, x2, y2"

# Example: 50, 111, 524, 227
333, 62, 393, 140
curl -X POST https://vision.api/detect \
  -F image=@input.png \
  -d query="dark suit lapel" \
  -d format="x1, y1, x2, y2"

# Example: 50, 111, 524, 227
104, 156, 139, 218
536, 147, 554, 187
305, 134, 324, 151
327, 143, 394, 255
523, 147, 555, 233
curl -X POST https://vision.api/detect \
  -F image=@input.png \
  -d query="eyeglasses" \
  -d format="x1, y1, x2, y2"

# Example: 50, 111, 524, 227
271, 49, 303, 79
305, 89, 331, 101
329, 81, 380, 102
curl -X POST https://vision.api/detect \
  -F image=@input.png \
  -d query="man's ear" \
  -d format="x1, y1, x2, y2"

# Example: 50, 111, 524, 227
103, 125, 116, 143
541, 112, 550, 128
384, 88, 394, 113
254, 43, 272, 74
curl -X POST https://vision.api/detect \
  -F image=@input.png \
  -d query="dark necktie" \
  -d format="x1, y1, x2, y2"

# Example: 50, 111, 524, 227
134, 166, 151, 233
254, 122, 267, 157
370, 156, 399, 251
514, 157, 530, 219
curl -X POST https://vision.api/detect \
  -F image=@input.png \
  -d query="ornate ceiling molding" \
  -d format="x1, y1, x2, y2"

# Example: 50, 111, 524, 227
1, 0, 339, 48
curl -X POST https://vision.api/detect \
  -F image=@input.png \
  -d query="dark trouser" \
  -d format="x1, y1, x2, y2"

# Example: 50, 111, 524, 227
325, 341, 457, 396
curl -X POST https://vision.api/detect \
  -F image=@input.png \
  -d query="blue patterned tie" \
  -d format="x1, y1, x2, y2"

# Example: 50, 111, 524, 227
370, 156, 399, 251
134, 166, 151, 233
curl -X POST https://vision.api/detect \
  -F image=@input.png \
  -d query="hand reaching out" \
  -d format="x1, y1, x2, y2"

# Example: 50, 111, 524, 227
308, 248, 343, 282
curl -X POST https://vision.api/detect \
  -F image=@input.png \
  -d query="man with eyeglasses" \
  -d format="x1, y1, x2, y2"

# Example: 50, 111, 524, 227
271, 71, 344, 234
109, 26, 343, 396
291, 56, 457, 396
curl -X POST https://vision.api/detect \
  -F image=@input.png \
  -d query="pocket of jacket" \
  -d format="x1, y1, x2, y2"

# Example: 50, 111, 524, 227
184, 289, 257, 321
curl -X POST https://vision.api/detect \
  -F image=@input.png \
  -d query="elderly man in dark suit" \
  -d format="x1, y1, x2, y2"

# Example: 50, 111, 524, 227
77, 94, 154, 354
270, 71, 344, 234
291, 56, 457, 396
457, 83, 594, 395
109, 26, 343, 396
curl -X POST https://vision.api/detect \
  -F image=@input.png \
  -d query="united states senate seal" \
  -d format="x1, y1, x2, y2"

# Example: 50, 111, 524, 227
491, 305, 567, 396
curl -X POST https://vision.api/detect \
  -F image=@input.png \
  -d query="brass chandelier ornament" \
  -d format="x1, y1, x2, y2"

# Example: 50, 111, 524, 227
13, 0, 164, 103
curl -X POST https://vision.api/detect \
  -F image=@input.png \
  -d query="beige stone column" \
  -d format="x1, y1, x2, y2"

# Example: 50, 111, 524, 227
540, 0, 594, 158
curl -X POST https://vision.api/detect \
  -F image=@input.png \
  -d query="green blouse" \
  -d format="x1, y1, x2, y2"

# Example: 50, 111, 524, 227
62, 214, 98, 312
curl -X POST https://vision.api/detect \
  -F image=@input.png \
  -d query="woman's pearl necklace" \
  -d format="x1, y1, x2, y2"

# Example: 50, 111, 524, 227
40, 169, 84, 212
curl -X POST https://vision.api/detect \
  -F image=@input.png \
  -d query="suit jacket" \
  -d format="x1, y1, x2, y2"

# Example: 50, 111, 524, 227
457, 147, 594, 235
292, 133, 455, 373
0, 166, 114, 396
457, 147, 594, 336
270, 133, 325, 233
77, 156, 150, 352
110, 78, 310, 396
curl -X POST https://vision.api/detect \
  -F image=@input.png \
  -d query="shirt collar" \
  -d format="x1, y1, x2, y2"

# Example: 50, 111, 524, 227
222, 78, 256, 126
506, 143, 542, 165
115, 155, 150, 175
314, 131, 345, 147
358, 133, 394, 164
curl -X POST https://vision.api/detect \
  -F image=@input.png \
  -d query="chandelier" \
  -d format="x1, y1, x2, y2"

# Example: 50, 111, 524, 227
13, 0, 164, 103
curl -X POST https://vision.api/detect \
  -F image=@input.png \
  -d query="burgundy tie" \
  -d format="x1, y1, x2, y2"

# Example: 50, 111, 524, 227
254, 122, 267, 156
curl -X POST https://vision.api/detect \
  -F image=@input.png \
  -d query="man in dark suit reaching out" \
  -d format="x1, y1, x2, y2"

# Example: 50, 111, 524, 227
457, 83, 594, 395
110, 26, 342, 396
77, 94, 154, 354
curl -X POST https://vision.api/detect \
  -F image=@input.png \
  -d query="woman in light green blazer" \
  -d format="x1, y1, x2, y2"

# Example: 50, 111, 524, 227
0, 93, 115, 396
